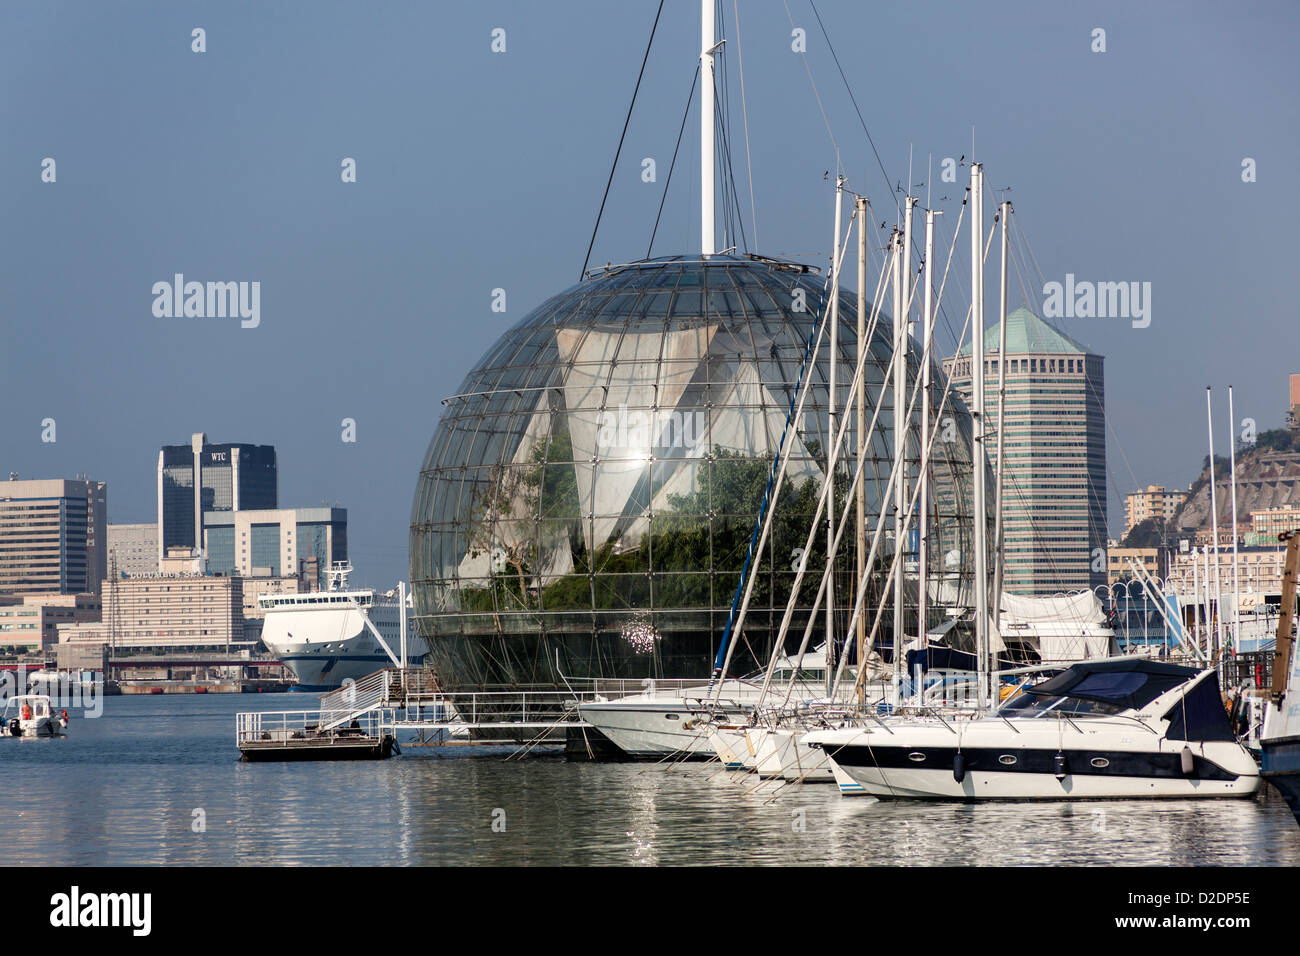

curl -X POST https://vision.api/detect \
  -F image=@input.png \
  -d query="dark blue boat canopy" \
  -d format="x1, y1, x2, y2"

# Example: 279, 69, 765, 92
1023, 659, 1199, 710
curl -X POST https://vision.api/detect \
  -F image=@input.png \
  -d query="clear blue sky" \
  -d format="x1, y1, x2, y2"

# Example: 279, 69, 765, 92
2, 0, 1296, 588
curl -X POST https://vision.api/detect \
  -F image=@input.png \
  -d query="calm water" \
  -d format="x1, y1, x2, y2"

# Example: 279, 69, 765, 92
2, 693, 1299, 866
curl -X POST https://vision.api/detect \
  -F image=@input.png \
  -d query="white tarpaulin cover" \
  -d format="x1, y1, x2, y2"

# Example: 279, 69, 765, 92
999, 590, 1107, 625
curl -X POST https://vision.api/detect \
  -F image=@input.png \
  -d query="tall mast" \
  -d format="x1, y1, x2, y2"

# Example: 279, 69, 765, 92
700, 0, 715, 256
1204, 542, 1213, 658
1206, 386, 1225, 658
1192, 545, 1202, 652
855, 195, 868, 677
991, 200, 1011, 639
894, 197, 914, 698
826, 176, 844, 695
917, 207, 940, 658
970, 163, 989, 705
1228, 385, 1242, 654
888, 227, 903, 702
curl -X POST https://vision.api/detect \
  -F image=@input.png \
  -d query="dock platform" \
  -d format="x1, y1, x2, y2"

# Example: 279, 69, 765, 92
236, 667, 604, 760
237, 708, 398, 761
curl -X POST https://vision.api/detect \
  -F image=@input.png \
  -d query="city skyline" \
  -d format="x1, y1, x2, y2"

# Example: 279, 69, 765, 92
2, 1, 1296, 591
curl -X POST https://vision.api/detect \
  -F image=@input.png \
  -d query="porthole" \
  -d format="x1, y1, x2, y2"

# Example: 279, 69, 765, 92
1091, 757, 1110, 769
664, 713, 680, 720
998, 754, 1017, 766
908, 752, 926, 762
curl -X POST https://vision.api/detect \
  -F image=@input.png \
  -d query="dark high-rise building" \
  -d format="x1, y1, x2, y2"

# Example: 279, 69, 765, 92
157, 433, 277, 562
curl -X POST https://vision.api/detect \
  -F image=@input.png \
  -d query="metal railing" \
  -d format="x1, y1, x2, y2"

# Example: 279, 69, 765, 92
236, 708, 395, 745
407, 690, 588, 728
562, 676, 764, 699
1222, 651, 1273, 690
317, 670, 390, 723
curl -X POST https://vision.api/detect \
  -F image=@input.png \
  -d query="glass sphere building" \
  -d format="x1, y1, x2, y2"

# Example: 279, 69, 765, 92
410, 255, 985, 689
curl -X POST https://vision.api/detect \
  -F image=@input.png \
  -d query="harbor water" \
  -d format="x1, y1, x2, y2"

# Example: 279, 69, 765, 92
3, 693, 1299, 866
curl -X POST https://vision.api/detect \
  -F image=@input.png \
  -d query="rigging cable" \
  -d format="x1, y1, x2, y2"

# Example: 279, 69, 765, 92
732, 0, 759, 250
781, 0, 841, 175
1012, 213, 1143, 538
713, 70, 750, 253
581, 0, 666, 279
648, 65, 700, 258
806, 0, 899, 222
798, 0, 976, 377
713, 272, 831, 680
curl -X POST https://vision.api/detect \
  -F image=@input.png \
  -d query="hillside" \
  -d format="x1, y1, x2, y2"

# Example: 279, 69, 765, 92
1174, 438, 1300, 531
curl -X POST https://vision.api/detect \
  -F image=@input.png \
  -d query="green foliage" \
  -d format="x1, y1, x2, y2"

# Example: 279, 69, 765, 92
456, 442, 854, 618
1121, 516, 1169, 549
1255, 428, 1294, 453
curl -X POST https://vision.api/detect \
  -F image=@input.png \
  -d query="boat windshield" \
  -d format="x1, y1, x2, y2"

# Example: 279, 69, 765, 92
998, 663, 1194, 718
997, 692, 1128, 718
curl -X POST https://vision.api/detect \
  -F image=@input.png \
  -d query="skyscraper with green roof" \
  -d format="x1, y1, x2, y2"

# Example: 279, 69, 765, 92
945, 308, 1107, 596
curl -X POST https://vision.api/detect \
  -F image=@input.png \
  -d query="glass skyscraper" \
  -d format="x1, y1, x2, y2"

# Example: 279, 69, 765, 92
157, 433, 277, 560
411, 255, 989, 690
202, 507, 346, 587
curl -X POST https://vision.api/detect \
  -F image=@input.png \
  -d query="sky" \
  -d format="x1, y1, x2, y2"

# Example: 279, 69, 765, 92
2, 0, 1297, 589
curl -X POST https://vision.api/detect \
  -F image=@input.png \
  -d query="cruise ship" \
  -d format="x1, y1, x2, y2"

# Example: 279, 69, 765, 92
259, 563, 427, 691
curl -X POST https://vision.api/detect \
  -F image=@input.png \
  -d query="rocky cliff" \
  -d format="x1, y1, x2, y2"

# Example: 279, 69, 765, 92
1175, 446, 1300, 530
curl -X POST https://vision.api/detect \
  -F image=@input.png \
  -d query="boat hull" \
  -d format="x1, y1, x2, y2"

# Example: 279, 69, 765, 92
1261, 735, 1300, 822
8, 718, 64, 738
708, 727, 752, 769
260, 591, 426, 691
272, 647, 397, 692
756, 729, 834, 783
817, 740, 1260, 800
577, 700, 749, 758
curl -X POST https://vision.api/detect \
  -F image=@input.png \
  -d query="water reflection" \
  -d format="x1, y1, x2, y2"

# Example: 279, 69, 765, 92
2, 695, 1297, 866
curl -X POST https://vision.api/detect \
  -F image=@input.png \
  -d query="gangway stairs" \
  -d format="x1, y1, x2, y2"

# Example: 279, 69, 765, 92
317, 669, 401, 731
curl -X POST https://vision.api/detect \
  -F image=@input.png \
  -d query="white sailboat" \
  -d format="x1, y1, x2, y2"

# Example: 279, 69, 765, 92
577, 647, 850, 759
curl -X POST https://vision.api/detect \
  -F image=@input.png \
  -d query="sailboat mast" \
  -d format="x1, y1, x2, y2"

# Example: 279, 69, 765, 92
970, 163, 990, 705
889, 227, 904, 702
992, 201, 1011, 638
1192, 545, 1202, 652
1203, 543, 1213, 658
1206, 386, 1225, 658
827, 176, 844, 695
856, 195, 868, 676
894, 197, 914, 699
917, 208, 939, 656
700, 0, 715, 256
1228, 384, 1242, 654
